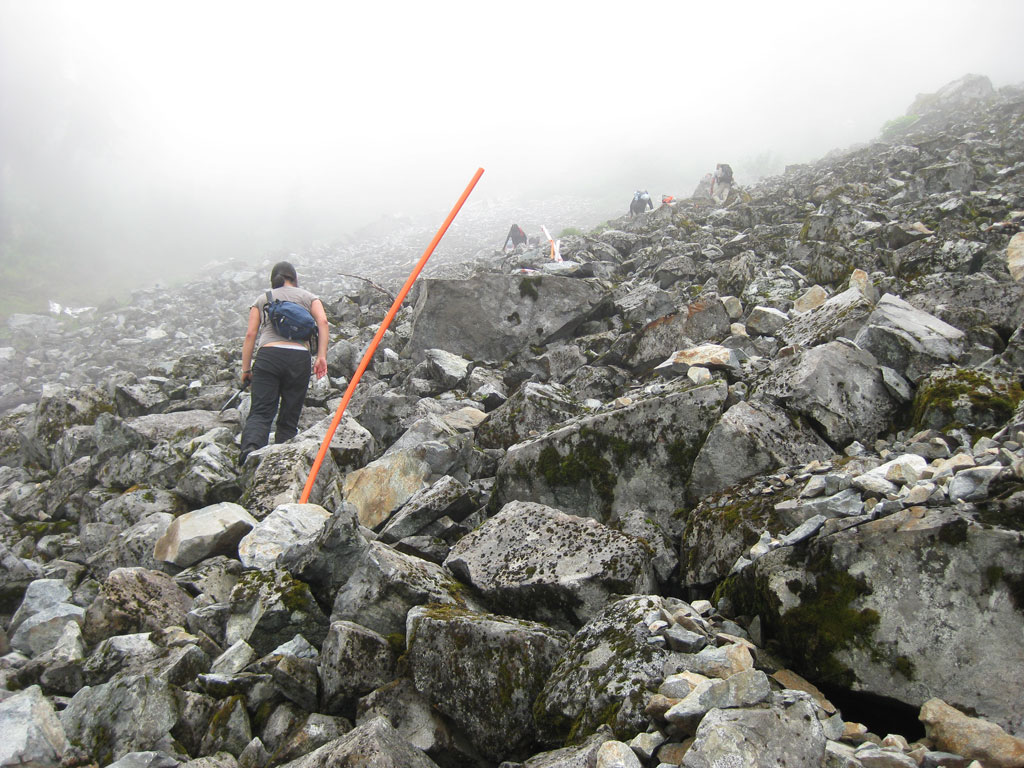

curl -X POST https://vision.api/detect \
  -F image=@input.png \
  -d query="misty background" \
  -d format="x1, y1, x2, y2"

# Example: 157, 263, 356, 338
2, 0, 1024, 314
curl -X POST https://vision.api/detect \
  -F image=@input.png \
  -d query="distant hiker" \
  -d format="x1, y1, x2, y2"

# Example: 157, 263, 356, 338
238, 261, 329, 465
503, 224, 528, 251
661, 194, 675, 205
630, 190, 653, 216
711, 163, 734, 203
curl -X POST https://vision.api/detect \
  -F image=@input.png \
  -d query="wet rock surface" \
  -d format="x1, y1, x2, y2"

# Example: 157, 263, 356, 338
1, 76, 1024, 767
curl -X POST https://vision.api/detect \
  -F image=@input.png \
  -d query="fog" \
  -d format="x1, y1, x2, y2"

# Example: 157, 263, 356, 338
2, 0, 1024, 309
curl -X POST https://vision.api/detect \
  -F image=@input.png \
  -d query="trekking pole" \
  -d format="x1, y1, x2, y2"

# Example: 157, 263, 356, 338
298, 167, 485, 504
219, 382, 250, 414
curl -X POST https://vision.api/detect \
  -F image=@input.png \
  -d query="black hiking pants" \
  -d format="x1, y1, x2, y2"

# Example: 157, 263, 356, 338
240, 346, 311, 459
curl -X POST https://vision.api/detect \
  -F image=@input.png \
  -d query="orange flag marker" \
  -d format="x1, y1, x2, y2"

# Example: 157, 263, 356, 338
299, 167, 485, 504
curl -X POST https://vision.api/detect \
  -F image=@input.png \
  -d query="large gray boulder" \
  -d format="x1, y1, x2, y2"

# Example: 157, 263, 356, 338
754, 340, 902, 448
239, 440, 344, 521
445, 501, 656, 630
0, 685, 69, 768
719, 505, 1024, 735
329, 541, 481, 637
495, 381, 728, 521
688, 400, 832, 502
275, 716, 439, 768
403, 273, 611, 363
153, 503, 258, 568
476, 382, 580, 451
60, 673, 184, 765
237, 503, 331, 571
853, 293, 966, 382
534, 595, 671, 746
405, 603, 570, 762
681, 698, 826, 768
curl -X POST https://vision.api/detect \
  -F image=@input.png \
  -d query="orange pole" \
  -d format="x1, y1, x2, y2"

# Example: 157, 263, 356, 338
299, 167, 485, 504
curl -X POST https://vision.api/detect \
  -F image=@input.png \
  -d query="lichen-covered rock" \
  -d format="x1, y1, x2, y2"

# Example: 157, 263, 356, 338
496, 380, 727, 521
87, 513, 175, 579
405, 603, 570, 762
318, 620, 395, 717
60, 673, 184, 765
20, 383, 114, 469
274, 716, 440, 768
224, 568, 329, 656
445, 501, 656, 631
911, 366, 1023, 436
534, 595, 671, 746
718, 506, 1024, 734
476, 382, 580, 451
680, 698, 826, 768
83, 567, 193, 645
329, 541, 481, 637
777, 285, 876, 349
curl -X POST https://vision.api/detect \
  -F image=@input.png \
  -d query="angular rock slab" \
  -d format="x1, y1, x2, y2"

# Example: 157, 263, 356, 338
341, 451, 430, 530
0, 685, 69, 768
154, 502, 258, 568
688, 399, 832, 502
755, 340, 900, 448
853, 293, 965, 383
237, 503, 331, 570
329, 541, 482, 637
403, 273, 611, 363
276, 716, 440, 768
534, 595, 671, 746
719, 506, 1024, 735
405, 604, 570, 762
83, 567, 193, 645
496, 380, 728, 521
60, 673, 183, 765
445, 501, 656, 630
681, 699, 826, 768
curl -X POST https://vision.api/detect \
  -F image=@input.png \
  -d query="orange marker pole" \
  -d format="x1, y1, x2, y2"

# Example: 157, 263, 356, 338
299, 167, 485, 504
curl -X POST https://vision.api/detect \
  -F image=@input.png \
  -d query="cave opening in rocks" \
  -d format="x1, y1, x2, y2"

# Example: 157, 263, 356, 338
818, 684, 925, 743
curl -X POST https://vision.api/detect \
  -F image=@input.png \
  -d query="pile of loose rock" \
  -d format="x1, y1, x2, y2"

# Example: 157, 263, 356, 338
1, 74, 1023, 767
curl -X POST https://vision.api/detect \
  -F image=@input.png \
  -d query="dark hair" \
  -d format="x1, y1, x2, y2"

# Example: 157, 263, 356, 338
270, 261, 298, 289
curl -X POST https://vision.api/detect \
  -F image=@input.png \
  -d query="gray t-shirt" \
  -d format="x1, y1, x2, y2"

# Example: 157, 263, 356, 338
252, 286, 320, 350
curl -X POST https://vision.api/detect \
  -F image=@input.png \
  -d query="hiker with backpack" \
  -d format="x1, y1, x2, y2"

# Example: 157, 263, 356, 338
238, 261, 329, 465
710, 163, 734, 203
629, 190, 653, 216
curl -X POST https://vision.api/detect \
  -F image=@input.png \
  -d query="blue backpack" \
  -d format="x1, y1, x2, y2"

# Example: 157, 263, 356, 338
264, 290, 317, 342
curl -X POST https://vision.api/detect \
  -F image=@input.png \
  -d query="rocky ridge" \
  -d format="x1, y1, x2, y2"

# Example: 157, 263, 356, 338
1, 73, 1024, 768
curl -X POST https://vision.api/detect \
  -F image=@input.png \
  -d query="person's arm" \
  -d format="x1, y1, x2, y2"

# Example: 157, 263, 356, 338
311, 299, 329, 379
241, 306, 261, 385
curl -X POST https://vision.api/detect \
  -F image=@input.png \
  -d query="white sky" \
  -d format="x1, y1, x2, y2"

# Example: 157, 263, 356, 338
2, 0, 1024, 283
